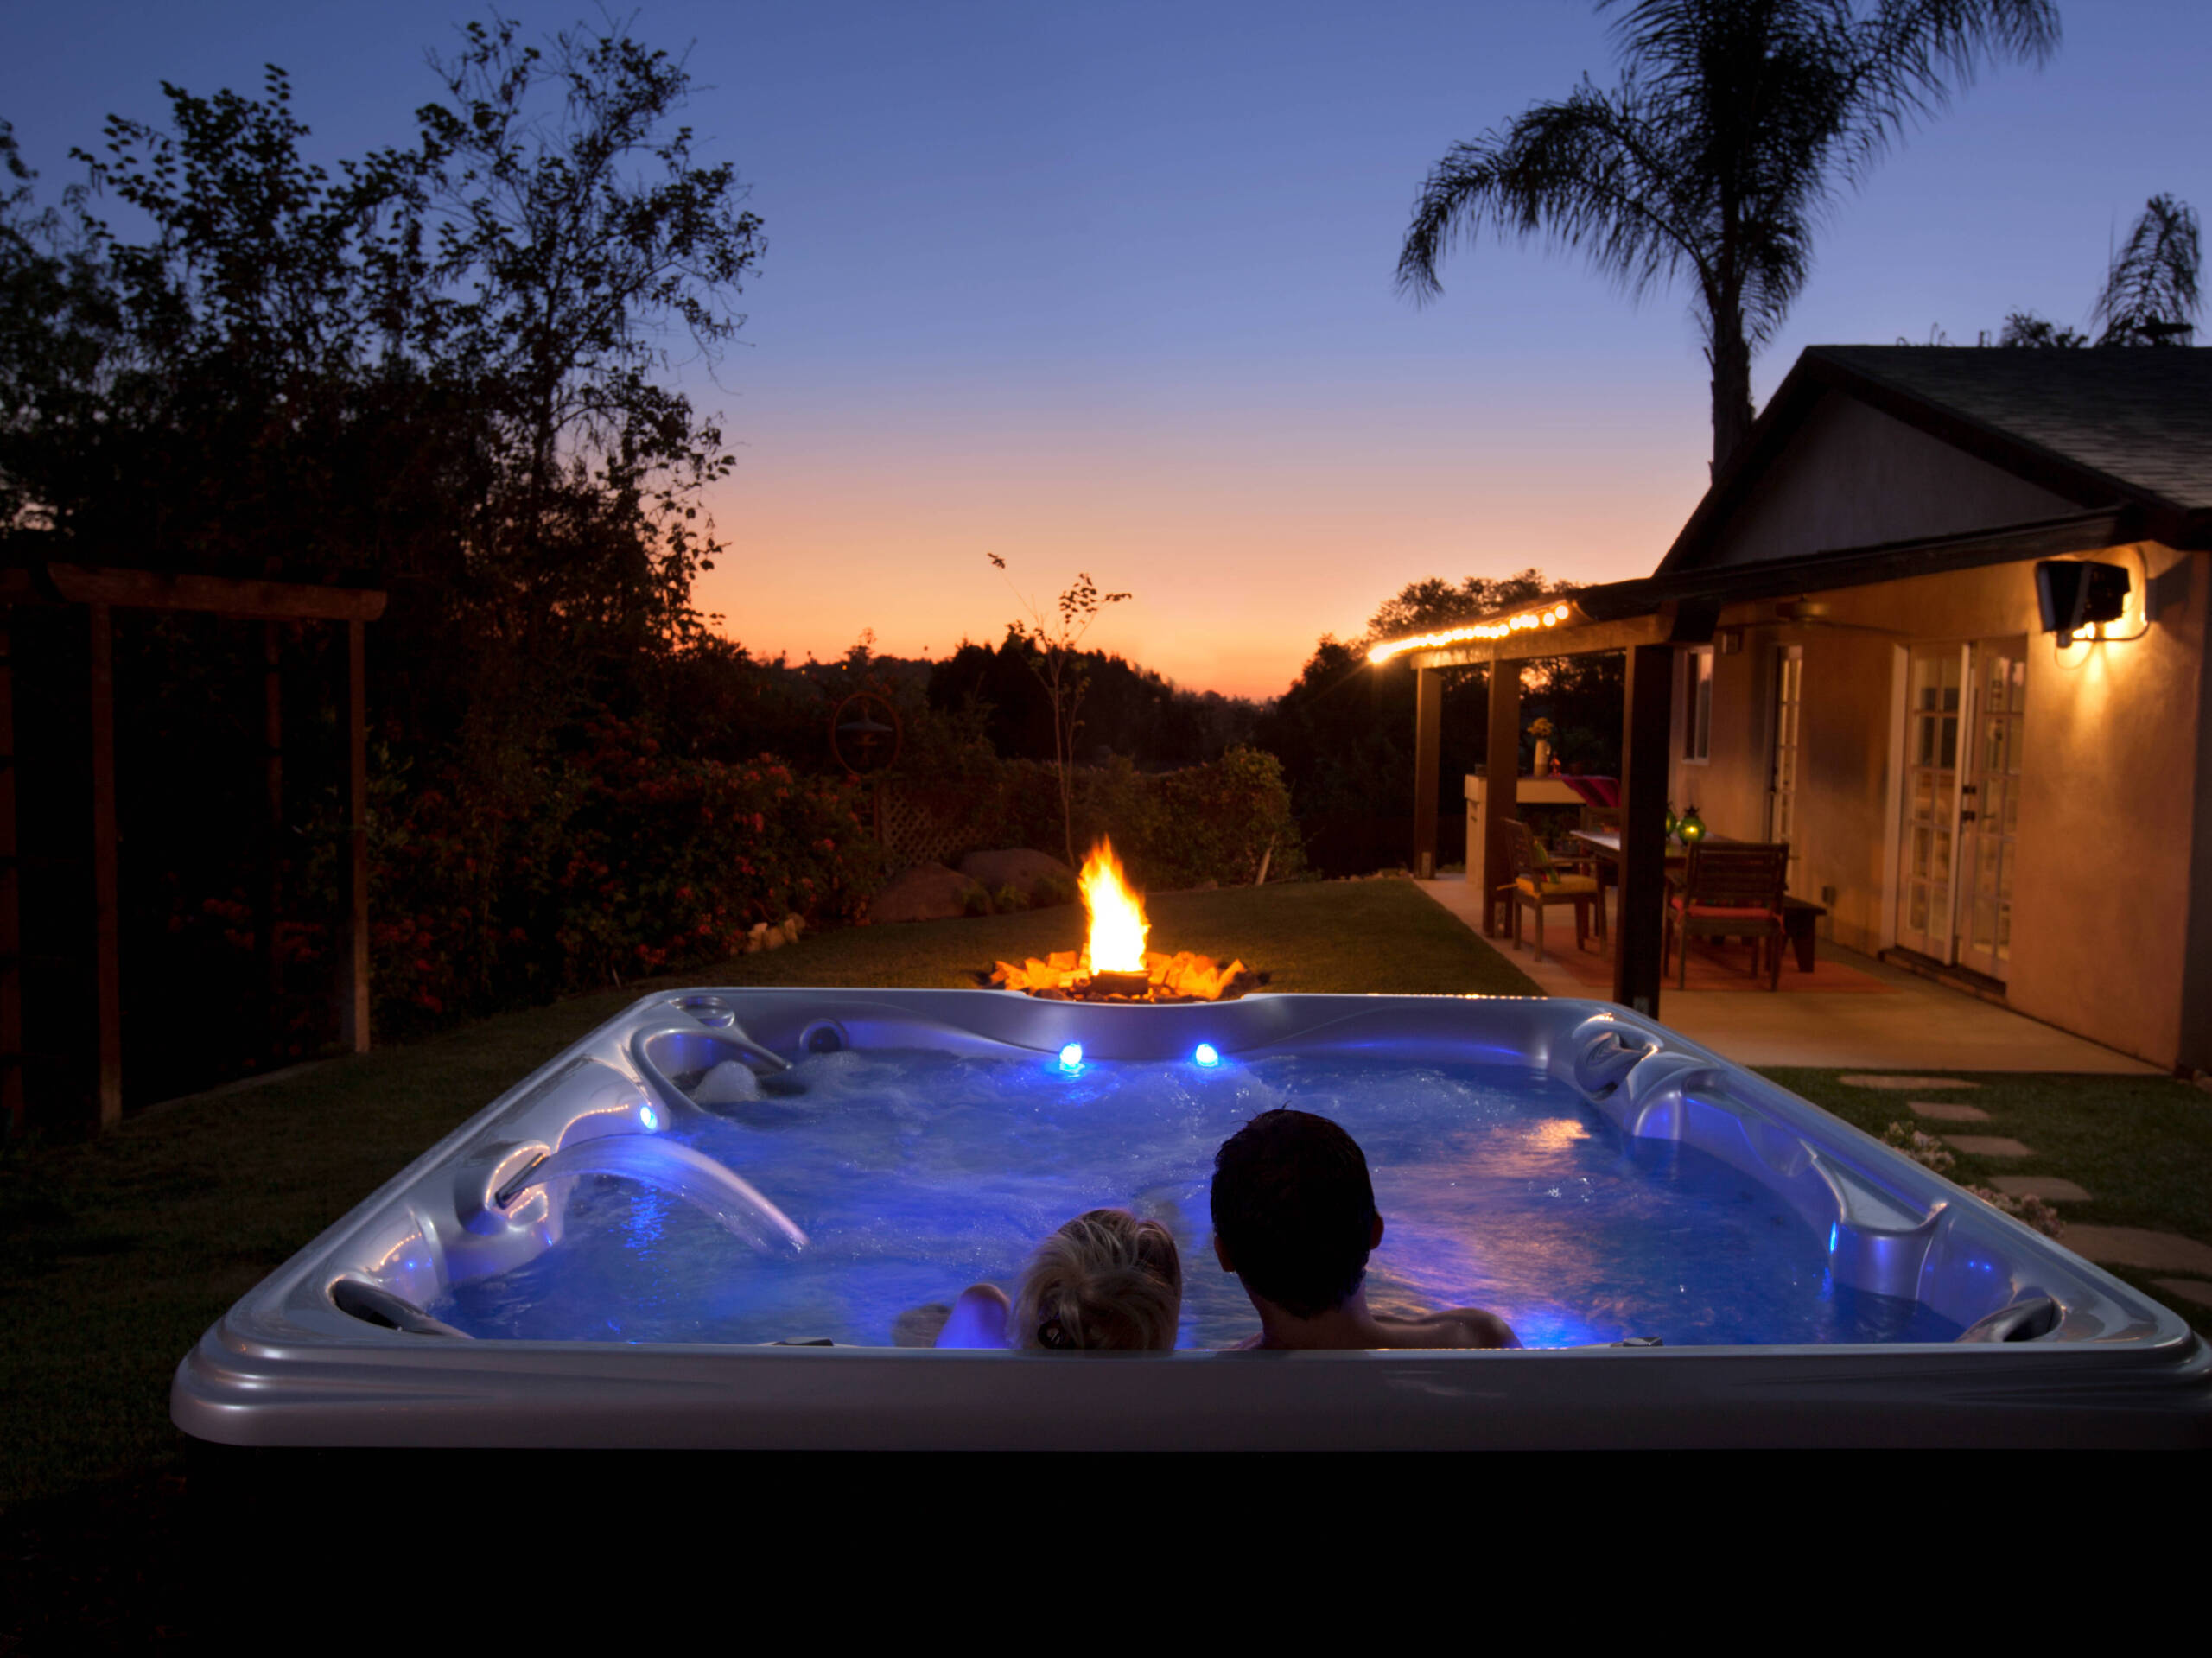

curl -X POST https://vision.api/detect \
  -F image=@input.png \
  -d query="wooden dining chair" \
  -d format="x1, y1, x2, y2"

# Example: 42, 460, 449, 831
1504, 818, 1599, 962
1664, 842, 1790, 988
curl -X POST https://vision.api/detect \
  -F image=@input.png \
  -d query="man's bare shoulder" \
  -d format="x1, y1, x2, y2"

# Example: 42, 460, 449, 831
1371, 1307, 1522, 1350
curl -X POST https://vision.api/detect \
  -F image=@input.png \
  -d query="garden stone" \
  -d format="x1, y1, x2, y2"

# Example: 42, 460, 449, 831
1942, 1135, 2031, 1158
2062, 1228, 2212, 1276
1986, 1175, 2090, 1203
874, 862, 986, 923
958, 848, 1075, 903
2151, 1279, 2212, 1311
1908, 1101, 1990, 1121
1839, 1075, 1978, 1090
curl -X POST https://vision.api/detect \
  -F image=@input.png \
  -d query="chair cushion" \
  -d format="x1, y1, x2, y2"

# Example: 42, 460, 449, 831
1519, 876, 1597, 897
1669, 897, 1780, 919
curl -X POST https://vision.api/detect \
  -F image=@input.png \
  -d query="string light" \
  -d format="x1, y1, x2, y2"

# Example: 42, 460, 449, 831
1367, 602, 1577, 665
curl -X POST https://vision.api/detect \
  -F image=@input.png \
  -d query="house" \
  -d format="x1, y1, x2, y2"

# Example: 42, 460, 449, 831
1380, 346, 2211, 1072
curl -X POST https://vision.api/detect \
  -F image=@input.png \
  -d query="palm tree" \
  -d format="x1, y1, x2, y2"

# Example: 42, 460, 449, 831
2090, 194, 2200, 345
1397, 1, 2061, 473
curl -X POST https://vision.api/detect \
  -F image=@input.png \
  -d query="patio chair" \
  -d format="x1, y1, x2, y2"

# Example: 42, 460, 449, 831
1665, 842, 1790, 989
1504, 817, 1599, 962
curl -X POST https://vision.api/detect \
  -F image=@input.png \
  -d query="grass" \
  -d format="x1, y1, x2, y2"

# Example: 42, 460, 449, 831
1759, 1067, 2212, 1339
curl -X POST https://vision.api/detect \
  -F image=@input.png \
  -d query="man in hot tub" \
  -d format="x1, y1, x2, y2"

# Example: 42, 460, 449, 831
1211, 1109, 1520, 1351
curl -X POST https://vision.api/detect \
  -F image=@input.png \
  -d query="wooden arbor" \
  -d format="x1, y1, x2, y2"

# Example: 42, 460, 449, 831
1404, 600, 1713, 1020
0, 564, 386, 1134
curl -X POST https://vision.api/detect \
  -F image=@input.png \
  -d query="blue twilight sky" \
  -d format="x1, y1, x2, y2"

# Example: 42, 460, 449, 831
7, 1, 2209, 696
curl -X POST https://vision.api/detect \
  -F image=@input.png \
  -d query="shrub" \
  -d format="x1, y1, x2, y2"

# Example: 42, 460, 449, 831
368, 717, 888, 1034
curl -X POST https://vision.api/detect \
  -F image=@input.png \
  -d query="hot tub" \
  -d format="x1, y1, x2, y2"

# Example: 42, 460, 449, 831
171, 989, 2212, 1452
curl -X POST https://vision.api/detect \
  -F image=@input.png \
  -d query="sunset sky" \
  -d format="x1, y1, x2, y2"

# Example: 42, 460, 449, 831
10, 1, 2210, 696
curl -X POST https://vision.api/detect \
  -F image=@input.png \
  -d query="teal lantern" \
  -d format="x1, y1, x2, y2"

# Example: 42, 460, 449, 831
1678, 804, 1707, 844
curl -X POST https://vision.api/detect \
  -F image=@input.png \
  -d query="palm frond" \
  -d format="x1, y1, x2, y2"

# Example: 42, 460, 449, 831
1396, 78, 1709, 307
1835, 0, 2060, 181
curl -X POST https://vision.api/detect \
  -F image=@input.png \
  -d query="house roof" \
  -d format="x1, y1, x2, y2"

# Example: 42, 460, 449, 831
1381, 344, 2210, 667
1658, 345, 2212, 571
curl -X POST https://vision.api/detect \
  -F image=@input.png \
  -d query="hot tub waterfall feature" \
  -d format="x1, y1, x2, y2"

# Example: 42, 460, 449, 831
174, 989, 2211, 1449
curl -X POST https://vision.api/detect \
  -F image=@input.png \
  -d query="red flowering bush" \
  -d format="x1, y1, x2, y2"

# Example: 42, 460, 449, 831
367, 718, 888, 1034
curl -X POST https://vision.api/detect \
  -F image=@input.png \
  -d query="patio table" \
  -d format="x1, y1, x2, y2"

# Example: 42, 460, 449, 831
1568, 829, 1827, 972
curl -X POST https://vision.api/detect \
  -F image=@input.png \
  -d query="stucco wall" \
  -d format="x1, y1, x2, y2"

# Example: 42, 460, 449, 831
1704, 392, 2084, 567
1686, 545, 2208, 1068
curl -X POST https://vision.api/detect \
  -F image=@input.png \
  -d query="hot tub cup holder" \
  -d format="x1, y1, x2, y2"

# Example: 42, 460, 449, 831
330, 1277, 474, 1338
672, 994, 738, 1028
1958, 1293, 2063, 1344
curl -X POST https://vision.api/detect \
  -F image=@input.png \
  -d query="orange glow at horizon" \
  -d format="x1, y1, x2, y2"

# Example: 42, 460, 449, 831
1078, 838, 1149, 972
686, 402, 1702, 701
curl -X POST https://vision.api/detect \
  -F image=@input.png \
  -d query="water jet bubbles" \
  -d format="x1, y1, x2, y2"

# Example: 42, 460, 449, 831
1058, 1043, 1084, 1073
1193, 1043, 1221, 1068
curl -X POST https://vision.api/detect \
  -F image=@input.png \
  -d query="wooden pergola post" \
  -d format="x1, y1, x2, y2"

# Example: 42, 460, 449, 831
1612, 643, 1673, 1017
1412, 667, 1441, 879
259, 622, 284, 1057
1482, 661, 1521, 937
89, 601, 122, 1129
342, 618, 370, 1054
0, 614, 18, 1135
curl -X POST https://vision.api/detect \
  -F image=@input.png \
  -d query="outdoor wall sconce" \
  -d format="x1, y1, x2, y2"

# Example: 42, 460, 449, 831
1715, 626, 1745, 655
2036, 559, 2130, 644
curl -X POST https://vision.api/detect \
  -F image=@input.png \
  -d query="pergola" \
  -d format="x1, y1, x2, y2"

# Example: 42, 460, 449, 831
1386, 591, 1712, 1019
1, 563, 386, 1134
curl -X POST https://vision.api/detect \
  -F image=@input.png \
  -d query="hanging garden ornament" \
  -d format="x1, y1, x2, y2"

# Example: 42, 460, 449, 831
830, 690, 902, 777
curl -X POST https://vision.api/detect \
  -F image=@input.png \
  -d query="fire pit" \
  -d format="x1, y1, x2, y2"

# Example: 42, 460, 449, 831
986, 839, 1261, 1003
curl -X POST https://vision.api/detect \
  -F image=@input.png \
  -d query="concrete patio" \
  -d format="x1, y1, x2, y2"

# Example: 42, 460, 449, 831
1417, 876, 2160, 1073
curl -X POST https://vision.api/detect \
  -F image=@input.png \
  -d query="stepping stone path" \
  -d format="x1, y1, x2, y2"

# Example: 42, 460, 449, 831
1839, 1075, 2212, 1319
1908, 1101, 1990, 1121
1840, 1075, 1978, 1090
1987, 1175, 2091, 1203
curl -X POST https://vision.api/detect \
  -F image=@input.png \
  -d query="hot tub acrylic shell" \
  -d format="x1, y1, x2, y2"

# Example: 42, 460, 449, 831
171, 990, 2212, 1450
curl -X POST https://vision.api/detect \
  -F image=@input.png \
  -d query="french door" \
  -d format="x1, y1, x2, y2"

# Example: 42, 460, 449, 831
1896, 646, 1963, 957
1894, 638, 2025, 979
1767, 645, 1802, 894
1956, 639, 2026, 981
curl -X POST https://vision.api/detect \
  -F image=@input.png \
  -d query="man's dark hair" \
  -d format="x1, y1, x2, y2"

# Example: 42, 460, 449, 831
1210, 1109, 1376, 1318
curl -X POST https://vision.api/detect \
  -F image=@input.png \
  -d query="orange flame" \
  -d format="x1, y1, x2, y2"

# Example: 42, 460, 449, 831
1079, 837, 1149, 972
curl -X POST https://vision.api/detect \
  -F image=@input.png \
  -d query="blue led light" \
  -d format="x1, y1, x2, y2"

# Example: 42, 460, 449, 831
639, 1104, 660, 1133
1194, 1043, 1221, 1067
1058, 1042, 1084, 1071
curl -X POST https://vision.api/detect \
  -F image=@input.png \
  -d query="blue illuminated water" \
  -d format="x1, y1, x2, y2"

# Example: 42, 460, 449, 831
435, 1048, 1961, 1349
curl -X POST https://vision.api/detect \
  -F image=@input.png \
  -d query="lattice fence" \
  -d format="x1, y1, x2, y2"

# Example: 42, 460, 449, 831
874, 783, 985, 870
